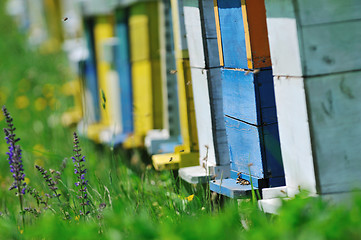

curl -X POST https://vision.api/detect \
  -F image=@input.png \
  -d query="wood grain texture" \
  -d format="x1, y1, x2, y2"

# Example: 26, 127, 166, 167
297, 0, 361, 26
221, 69, 277, 125
190, 67, 216, 166
183, 0, 220, 68
305, 71, 361, 194
266, 0, 361, 76
224, 116, 284, 180
191, 67, 229, 167
302, 20, 361, 76
213, 0, 224, 66
217, 0, 271, 69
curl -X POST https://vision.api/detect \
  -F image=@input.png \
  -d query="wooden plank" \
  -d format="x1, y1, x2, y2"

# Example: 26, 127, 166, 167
302, 20, 361, 76
241, 0, 271, 69
273, 76, 316, 195
217, 0, 271, 69
297, 0, 361, 26
191, 67, 229, 167
190, 67, 216, 166
221, 68, 277, 125
209, 178, 253, 198
305, 70, 361, 194
225, 116, 264, 179
266, 0, 361, 77
224, 116, 284, 180
265, 17, 303, 77
183, 0, 220, 68
213, 0, 224, 66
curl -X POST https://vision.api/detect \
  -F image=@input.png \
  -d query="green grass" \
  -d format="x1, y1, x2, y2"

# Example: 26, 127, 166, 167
1, 1, 361, 239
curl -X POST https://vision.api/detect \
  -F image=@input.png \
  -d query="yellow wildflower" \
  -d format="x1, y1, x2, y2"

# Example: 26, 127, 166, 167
15, 95, 30, 109
75, 215, 80, 221
33, 144, 46, 157
186, 194, 194, 202
24, 177, 30, 185
34, 97, 47, 111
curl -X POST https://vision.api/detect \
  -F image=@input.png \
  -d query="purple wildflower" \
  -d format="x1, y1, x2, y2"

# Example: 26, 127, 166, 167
35, 165, 61, 199
2, 106, 26, 225
72, 132, 89, 216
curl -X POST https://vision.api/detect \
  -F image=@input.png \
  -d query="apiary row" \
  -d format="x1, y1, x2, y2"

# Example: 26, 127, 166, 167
9, 0, 361, 212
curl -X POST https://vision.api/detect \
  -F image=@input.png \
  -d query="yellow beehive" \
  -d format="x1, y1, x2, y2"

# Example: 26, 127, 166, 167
123, 2, 163, 148
152, 0, 199, 170
87, 16, 115, 142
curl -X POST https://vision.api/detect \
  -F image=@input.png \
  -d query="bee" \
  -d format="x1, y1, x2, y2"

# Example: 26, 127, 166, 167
63, 17, 68, 21
101, 89, 106, 110
169, 157, 173, 162
179, 149, 185, 152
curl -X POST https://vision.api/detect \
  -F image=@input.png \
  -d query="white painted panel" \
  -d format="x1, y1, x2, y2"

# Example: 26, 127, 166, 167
266, 18, 303, 77
183, 1, 206, 68
190, 68, 216, 166
107, 70, 122, 132
273, 76, 316, 195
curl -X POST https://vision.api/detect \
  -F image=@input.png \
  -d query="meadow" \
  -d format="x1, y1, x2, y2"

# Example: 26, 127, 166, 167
1, 1, 361, 239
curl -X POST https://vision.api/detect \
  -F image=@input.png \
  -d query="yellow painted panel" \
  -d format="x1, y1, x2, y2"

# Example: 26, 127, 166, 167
132, 60, 153, 137
93, 16, 114, 126
241, 0, 253, 69
213, 0, 224, 66
129, 2, 160, 62
152, 152, 199, 171
129, 13, 149, 61
176, 59, 199, 152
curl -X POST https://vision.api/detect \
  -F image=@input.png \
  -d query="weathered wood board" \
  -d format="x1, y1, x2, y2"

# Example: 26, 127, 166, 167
265, 0, 361, 77
216, 0, 271, 69
305, 70, 361, 194
224, 116, 284, 181
273, 76, 316, 195
183, 0, 220, 68
222, 69, 277, 126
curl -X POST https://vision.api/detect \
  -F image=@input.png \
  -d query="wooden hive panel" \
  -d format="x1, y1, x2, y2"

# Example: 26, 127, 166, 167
224, 116, 284, 182
221, 68, 277, 126
216, 0, 271, 69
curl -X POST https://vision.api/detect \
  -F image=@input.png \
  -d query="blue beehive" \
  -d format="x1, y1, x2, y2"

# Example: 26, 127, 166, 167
210, 0, 284, 198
